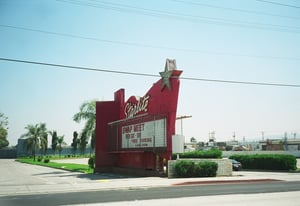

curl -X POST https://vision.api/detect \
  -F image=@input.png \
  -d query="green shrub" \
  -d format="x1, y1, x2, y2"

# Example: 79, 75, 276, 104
44, 159, 50, 163
37, 157, 42, 162
172, 148, 222, 160
229, 154, 296, 171
174, 161, 195, 177
88, 157, 95, 169
174, 160, 218, 178
198, 161, 218, 177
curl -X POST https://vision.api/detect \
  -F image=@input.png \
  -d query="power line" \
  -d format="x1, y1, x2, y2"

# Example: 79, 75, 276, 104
0, 57, 157, 78
0, 24, 153, 47
181, 76, 300, 88
255, 0, 300, 9
172, 0, 300, 20
56, 0, 300, 33
1, 57, 299, 88
1, 24, 300, 62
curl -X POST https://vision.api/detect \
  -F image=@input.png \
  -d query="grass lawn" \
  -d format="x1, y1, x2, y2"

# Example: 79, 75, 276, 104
16, 158, 93, 174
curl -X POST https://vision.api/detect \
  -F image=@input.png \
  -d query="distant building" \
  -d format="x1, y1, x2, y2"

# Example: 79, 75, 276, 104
259, 139, 300, 151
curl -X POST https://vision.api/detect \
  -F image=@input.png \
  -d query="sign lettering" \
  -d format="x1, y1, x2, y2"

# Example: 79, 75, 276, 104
121, 119, 166, 148
124, 95, 150, 118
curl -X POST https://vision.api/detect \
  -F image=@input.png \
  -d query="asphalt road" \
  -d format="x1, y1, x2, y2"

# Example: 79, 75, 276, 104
1, 181, 300, 206
68, 192, 300, 206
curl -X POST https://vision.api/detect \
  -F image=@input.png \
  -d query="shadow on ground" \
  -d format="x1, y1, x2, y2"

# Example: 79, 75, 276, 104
76, 172, 138, 180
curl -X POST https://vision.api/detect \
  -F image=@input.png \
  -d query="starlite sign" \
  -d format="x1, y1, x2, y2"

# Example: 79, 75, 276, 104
124, 94, 150, 118
95, 59, 182, 175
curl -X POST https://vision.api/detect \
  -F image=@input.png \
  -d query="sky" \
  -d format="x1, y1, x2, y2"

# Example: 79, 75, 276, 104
0, 0, 300, 146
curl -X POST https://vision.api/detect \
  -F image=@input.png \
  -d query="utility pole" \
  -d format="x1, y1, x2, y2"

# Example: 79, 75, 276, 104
284, 132, 288, 151
261, 131, 264, 141
209, 131, 215, 142
293, 132, 297, 139
176, 115, 192, 136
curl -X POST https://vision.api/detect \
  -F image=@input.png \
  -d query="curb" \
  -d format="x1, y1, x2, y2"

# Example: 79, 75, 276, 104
173, 179, 282, 186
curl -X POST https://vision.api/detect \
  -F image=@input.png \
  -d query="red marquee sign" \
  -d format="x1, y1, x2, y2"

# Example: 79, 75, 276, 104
95, 59, 182, 176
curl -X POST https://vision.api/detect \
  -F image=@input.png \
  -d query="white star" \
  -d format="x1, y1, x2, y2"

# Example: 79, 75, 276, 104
159, 59, 177, 90
160, 69, 173, 90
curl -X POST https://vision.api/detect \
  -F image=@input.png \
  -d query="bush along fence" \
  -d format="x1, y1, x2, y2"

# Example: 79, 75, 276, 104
174, 160, 218, 178
168, 149, 232, 178
88, 156, 95, 169
168, 158, 232, 178
172, 148, 222, 159
229, 154, 297, 171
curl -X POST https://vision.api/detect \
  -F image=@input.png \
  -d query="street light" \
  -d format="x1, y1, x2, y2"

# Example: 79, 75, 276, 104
176, 115, 192, 136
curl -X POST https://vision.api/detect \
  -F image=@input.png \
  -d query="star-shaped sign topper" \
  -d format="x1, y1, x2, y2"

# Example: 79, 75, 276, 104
159, 59, 178, 90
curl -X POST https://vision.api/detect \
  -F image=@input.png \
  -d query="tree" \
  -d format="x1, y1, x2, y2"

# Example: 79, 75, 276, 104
73, 100, 96, 149
57, 135, 66, 157
71, 131, 79, 155
79, 131, 88, 155
0, 112, 9, 149
40, 133, 48, 156
22, 123, 47, 161
190, 137, 196, 143
49, 130, 58, 154
90, 132, 95, 156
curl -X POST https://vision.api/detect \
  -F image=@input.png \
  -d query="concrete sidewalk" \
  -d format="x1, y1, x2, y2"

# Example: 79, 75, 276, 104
51, 158, 89, 165
1, 159, 300, 197
3, 171, 300, 196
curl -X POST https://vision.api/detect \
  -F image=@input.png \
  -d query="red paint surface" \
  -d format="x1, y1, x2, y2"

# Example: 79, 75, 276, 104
95, 101, 120, 169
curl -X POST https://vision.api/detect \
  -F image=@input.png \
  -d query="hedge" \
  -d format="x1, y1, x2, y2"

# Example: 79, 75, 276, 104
172, 149, 222, 160
88, 156, 95, 169
174, 160, 218, 177
229, 154, 297, 171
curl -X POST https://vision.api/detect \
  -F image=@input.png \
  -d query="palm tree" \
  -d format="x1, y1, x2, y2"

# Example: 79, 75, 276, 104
22, 123, 47, 161
90, 132, 95, 156
0, 112, 9, 149
73, 100, 96, 151
57, 135, 66, 157
71, 131, 79, 155
49, 130, 58, 155
23, 137, 34, 156
40, 133, 48, 156
79, 131, 88, 155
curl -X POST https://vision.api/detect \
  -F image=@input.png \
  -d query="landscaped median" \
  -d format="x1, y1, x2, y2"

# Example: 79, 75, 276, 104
16, 157, 93, 174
